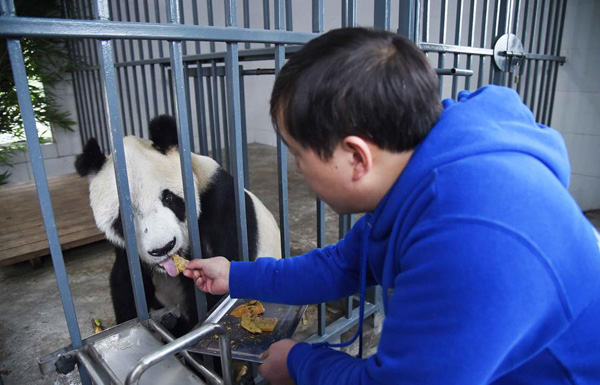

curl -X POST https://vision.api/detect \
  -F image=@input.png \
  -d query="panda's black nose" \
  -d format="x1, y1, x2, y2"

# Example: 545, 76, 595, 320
148, 237, 176, 257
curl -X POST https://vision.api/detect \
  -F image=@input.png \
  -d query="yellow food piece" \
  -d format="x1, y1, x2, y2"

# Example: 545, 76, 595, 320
253, 316, 278, 332
241, 314, 262, 334
172, 253, 188, 273
231, 300, 265, 318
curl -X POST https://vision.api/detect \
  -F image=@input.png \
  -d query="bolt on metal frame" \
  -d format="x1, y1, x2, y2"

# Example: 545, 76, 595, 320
0, 0, 568, 382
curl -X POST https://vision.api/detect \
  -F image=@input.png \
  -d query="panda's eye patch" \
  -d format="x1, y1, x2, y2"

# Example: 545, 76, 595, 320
161, 189, 185, 222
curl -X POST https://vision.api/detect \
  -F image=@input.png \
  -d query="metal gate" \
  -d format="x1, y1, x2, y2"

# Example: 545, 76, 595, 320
0, 0, 567, 383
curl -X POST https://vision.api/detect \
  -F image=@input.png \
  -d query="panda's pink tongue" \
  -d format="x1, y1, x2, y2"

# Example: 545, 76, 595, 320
161, 258, 179, 277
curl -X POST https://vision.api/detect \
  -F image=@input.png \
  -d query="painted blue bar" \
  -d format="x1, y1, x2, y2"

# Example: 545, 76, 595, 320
0, 16, 317, 44
219, 75, 230, 171
374, 0, 391, 30
243, 0, 251, 49
211, 60, 223, 165
195, 64, 210, 156
263, 0, 271, 47
312, 0, 324, 33
225, 0, 250, 262
274, 0, 290, 259
239, 71, 250, 189
285, 0, 293, 31
168, 0, 207, 320
3, 0, 89, 381
95, 0, 149, 322
7, 32, 84, 352
207, 0, 216, 52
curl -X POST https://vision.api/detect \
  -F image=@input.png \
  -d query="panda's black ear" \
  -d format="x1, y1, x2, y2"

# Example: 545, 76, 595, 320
75, 138, 106, 176
149, 115, 179, 154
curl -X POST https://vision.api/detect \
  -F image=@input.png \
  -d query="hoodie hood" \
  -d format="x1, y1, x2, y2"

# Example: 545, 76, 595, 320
370, 85, 570, 240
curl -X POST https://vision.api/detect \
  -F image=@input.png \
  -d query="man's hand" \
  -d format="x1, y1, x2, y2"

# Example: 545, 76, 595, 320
258, 339, 298, 385
183, 256, 230, 295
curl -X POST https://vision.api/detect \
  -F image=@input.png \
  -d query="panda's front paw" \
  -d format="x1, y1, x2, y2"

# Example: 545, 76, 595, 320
160, 312, 179, 332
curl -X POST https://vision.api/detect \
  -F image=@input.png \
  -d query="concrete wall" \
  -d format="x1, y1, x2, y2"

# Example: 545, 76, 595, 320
550, 0, 600, 211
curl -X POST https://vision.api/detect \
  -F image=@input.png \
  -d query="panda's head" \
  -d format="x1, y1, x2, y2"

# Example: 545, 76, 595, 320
75, 115, 212, 275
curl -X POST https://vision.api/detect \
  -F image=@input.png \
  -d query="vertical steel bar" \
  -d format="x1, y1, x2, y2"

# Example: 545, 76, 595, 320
338, 214, 352, 318
145, 1, 159, 117
95, 0, 149, 321
507, 0, 521, 89
342, 0, 348, 28
465, 0, 477, 90
312, 0, 326, 337
312, 0, 324, 33
239, 70, 250, 189
168, 0, 207, 320
285, 0, 293, 31
205, 73, 217, 159
529, 0, 546, 114
4, 13, 86, 385
207, 0, 216, 53
225, 0, 251, 262
523, 0, 539, 106
547, 0, 567, 126
211, 61, 222, 164
374, 0, 391, 31
113, 1, 129, 134
72, 40, 94, 148
477, 0, 490, 88
423, 0, 430, 43
243, 0, 250, 49
438, 0, 448, 96
515, 0, 530, 95
195, 63, 209, 156
184, 65, 195, 153
492, 0, 512, 85
134, 0, 150, 138
414, 0, 422, 43
220, 75, 230, 172
275, 0, 291, 259
125, 0, 143, 137
451, 0, 464, 98
539, 0, 558, 123
398, 0, 417, 41
191, 0, 200, 54
263, 0, 271, 47
317, 199, 327, 336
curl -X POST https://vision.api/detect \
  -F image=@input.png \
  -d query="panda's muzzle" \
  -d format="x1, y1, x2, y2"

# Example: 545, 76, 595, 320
148, 237, 177, 257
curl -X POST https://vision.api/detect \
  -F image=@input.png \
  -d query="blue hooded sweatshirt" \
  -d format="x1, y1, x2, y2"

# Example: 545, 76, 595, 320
229, 85, 600, 384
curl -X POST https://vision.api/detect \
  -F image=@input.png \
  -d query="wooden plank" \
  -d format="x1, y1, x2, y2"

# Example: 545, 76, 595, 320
0, 232, 106, 267
0, 173, 104, 266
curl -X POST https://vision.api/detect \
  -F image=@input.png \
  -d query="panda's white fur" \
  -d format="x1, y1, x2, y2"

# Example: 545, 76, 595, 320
76, 115, 281, 335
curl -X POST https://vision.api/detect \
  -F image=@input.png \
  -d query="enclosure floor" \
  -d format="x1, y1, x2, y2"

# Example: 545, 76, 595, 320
0, 173, 104, 267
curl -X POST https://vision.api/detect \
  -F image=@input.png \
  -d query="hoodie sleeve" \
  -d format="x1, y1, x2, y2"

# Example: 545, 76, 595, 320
287, 219, 570, 385
229, 217, 374, 304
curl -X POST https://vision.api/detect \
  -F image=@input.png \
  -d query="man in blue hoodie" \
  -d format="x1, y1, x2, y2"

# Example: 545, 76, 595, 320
184, 28, 600, 384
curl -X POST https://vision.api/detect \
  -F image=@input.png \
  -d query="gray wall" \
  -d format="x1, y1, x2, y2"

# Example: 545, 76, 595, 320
551, 0, 600, 211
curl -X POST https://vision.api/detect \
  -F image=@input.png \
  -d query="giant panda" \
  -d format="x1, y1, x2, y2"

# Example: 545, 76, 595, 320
75, 115, 281, 336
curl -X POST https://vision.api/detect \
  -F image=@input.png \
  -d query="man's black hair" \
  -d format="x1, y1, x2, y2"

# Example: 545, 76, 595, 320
270, 27, 442, 160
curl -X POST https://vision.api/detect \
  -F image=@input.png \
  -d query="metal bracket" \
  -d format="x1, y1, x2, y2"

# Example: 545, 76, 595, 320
493, 33, 525, 73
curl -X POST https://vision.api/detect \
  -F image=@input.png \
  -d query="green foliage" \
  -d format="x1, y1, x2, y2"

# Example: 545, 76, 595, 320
0, 0, 76, 184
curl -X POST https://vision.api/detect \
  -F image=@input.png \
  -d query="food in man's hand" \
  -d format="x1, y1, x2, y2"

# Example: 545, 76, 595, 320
172, 253, 188, 273
231, 300, 265, 317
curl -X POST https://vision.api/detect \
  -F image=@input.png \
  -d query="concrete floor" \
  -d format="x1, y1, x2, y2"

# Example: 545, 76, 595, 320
1, 143, 599, 385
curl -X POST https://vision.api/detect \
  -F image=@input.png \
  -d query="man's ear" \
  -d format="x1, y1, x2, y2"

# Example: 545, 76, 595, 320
341, 136, 373, 181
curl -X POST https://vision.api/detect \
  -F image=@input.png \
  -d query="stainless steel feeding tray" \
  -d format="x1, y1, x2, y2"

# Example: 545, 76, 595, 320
189, 296, 307, 363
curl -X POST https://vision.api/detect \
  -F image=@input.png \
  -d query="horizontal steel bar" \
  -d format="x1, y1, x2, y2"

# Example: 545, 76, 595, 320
0, 16, 317, 44
419, 42, 494, 56
306, 301, 378, 344
524, 53, 566, 63
113, 45, 304, 68
436, 68, 474, 76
